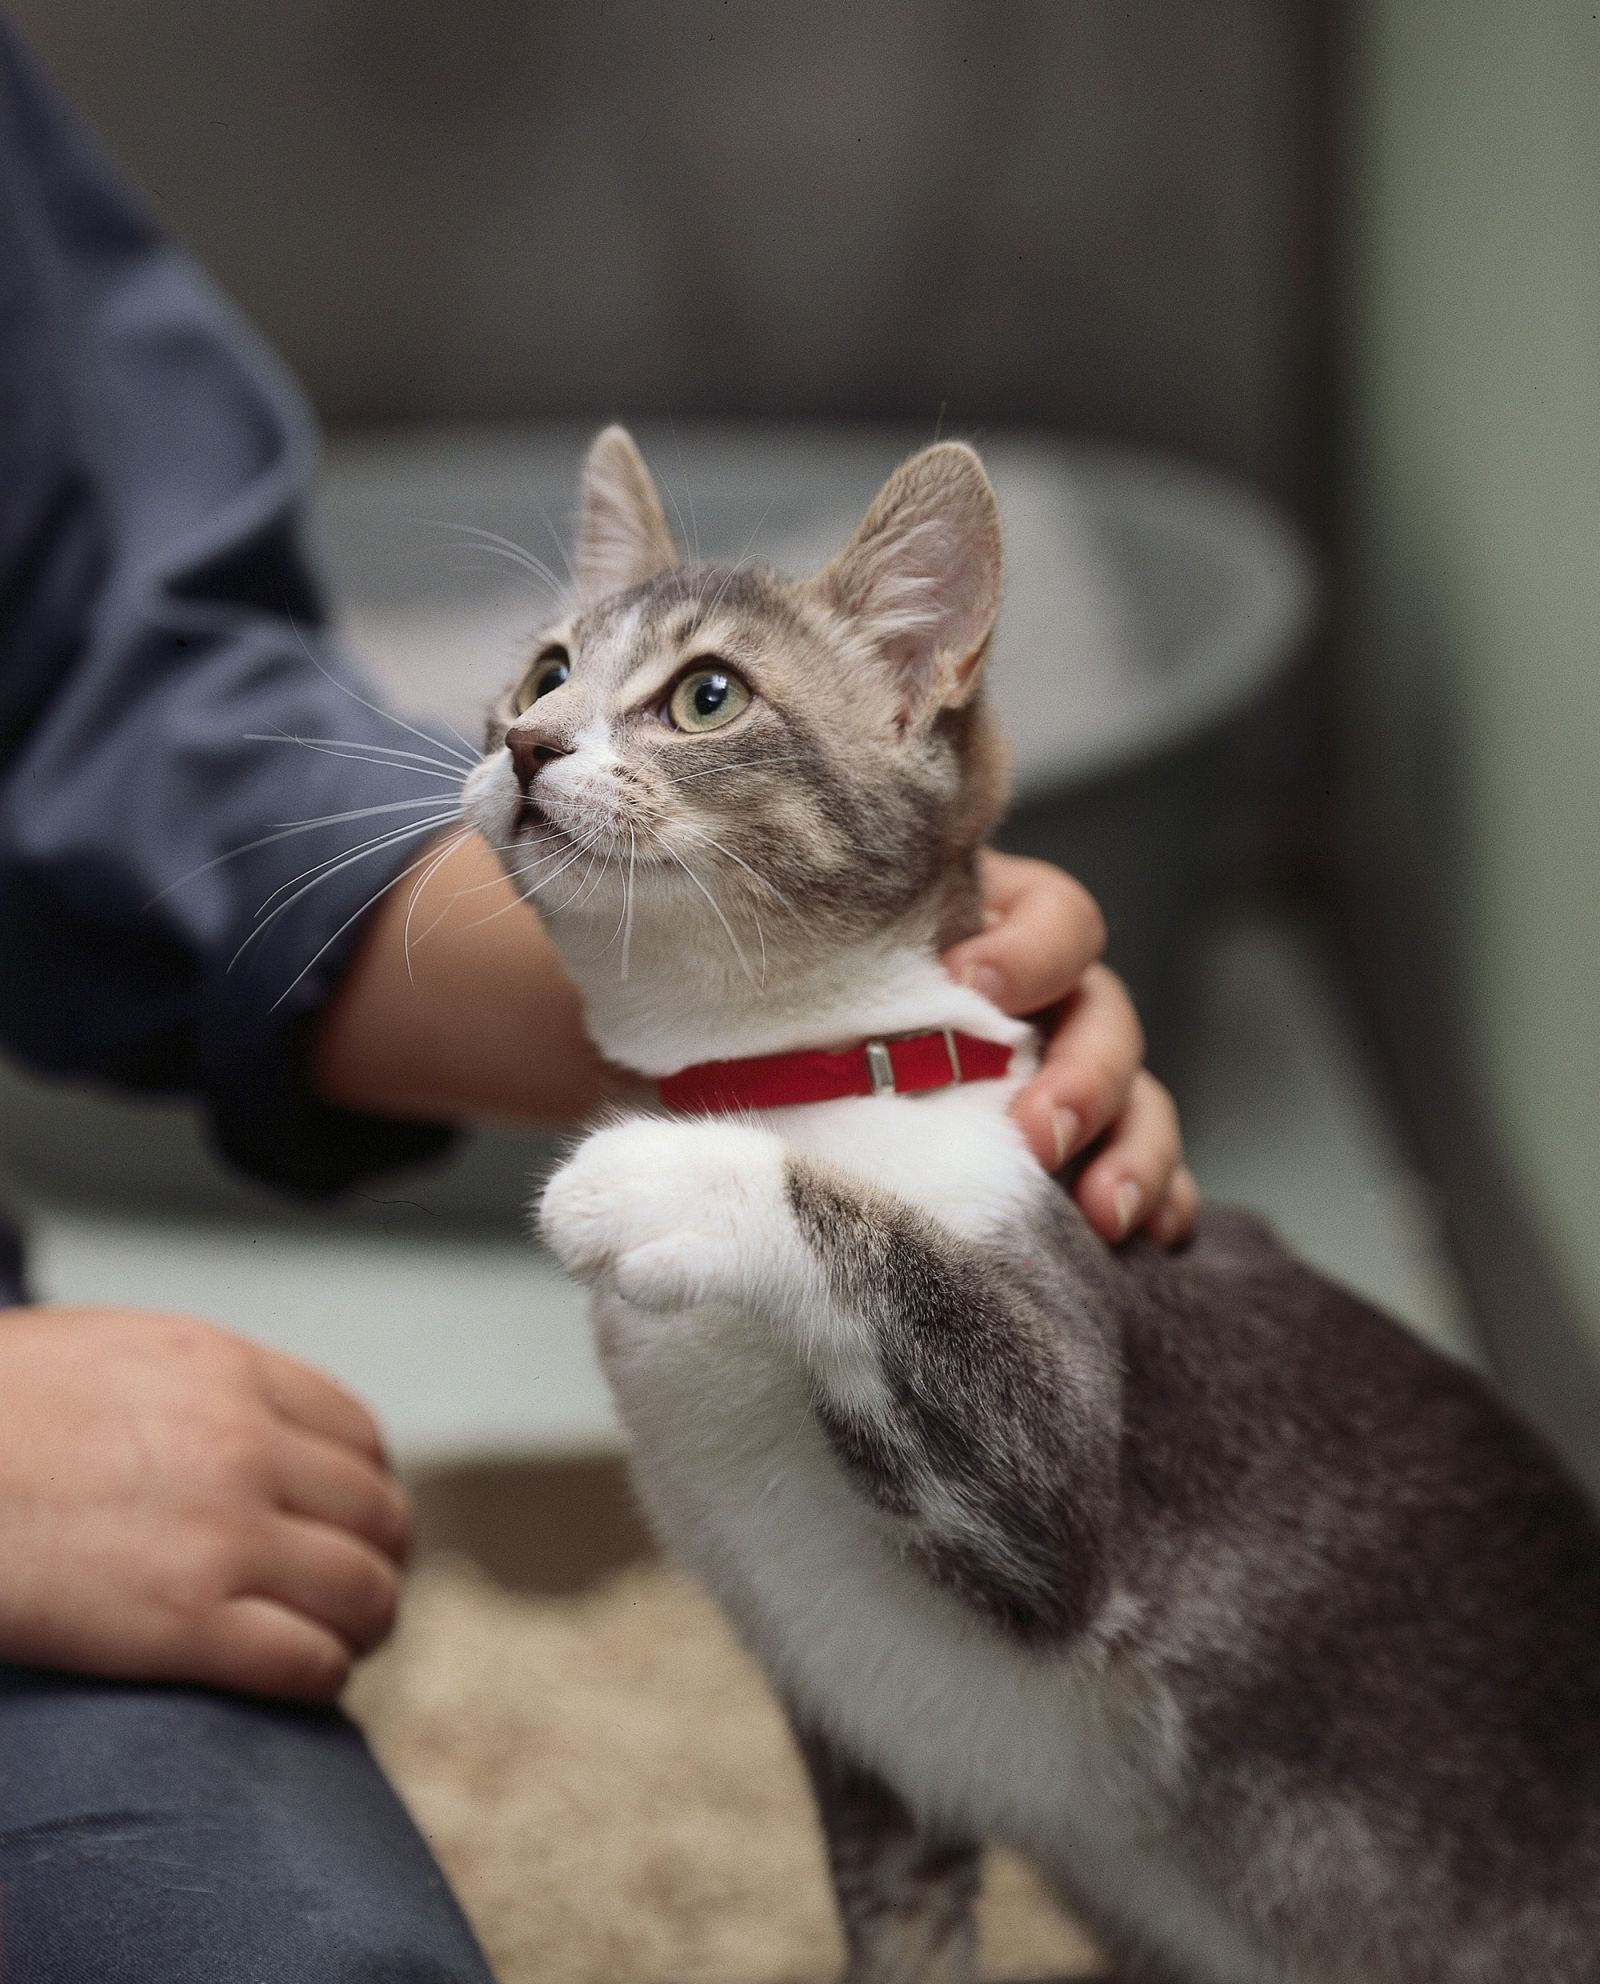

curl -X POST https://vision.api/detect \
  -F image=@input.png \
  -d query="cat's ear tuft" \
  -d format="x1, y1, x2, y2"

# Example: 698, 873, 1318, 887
573, 425, 679, 605
815, 442, 1002, 717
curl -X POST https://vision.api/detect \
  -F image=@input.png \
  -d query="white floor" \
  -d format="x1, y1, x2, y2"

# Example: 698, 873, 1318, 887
19, 912, 1474, 1467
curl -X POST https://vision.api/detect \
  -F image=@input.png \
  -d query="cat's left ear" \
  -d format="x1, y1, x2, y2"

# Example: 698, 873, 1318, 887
573, 425, 679, 605
814, 442, 1002, 720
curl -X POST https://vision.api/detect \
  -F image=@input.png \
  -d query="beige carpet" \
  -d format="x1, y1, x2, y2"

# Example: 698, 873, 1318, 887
352, 1556, 1103, 1984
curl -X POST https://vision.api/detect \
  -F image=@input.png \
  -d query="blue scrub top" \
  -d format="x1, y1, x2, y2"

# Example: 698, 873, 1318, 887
0, 23, 459, 1301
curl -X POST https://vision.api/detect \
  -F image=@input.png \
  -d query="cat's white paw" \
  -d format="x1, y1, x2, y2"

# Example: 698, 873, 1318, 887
539, 1118, 786, 1312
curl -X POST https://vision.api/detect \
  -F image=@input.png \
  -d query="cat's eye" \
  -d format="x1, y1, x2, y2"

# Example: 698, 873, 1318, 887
513, 647, 570, 715
666, 664, 751, 734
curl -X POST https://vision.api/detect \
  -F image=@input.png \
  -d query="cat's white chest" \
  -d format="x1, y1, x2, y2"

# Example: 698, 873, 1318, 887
582, 1084, 1070, 1839
595, 1280, 1097, 1837
766, 1079, 1042, 1233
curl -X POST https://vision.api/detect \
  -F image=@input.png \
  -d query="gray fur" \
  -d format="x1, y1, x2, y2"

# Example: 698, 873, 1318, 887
787, 1167, 1600, 1980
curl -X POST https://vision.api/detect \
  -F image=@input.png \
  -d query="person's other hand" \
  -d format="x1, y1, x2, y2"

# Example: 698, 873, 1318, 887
944, 851, 1198, 1247
0, 1305, 410, 1701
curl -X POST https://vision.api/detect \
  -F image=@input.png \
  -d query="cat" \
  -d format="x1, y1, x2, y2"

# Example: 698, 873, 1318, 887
460, 426, 1600, 1984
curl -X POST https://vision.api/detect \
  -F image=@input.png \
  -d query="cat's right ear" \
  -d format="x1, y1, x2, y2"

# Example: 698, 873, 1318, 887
572, 426, 679, 605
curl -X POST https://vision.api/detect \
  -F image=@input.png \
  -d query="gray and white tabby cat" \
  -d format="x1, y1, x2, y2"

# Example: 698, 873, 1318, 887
461, 428, 1600, 1984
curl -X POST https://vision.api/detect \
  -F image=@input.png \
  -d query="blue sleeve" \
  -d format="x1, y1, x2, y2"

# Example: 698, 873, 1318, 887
0, 23, 458, 1195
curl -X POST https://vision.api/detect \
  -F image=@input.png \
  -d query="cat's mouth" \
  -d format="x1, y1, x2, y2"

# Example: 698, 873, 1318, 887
513, 795, 551, 835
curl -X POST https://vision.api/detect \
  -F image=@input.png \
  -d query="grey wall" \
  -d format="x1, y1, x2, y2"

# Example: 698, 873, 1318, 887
9, 0, 1324, 501
1344, 1, 1600, 1351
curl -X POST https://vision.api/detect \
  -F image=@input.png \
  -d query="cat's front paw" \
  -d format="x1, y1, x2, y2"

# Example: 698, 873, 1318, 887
539, 1118, 786, 1312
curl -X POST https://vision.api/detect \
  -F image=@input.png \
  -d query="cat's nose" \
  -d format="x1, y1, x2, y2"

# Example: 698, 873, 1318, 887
506, 725, 571, 792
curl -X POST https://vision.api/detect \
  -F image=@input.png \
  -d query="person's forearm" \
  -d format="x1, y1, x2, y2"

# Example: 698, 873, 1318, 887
314, 832, 625, 1130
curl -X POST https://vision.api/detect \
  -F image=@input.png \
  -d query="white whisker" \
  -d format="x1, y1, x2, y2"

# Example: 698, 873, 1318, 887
657, 837, 758, 987
514, 829, 604, 904
698, 496, 778, 625
668, 754, 814, 786
666, 416, 701, 563
620, 828, 637, 981
402, 827, 480, 980
272, 796, 462, 830
439, 716, 482, 765
558, 839, 612, 919
149, 800, 447, 908
285, 614, 479, 769
457, 829, 601, 933
268, 827, 475, 1013
243, 731, 472, 779
432, 522, 567, 597
678, 824, 803, 924
231, 815, 455, 971
251, 806, 461, 919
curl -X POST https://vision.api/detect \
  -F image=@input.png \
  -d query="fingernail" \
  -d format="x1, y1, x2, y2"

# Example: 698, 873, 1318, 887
1114, 1181, 1142, 1239
959, 962, 1005, 1004
1050, 1107, 1081, 1169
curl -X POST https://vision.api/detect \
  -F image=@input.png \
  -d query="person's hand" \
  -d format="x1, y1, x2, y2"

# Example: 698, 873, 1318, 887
944, 852, 1198, 1247
0, 1305, 410, 1701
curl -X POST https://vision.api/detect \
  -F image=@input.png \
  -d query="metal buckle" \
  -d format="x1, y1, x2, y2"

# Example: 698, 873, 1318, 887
864, 1039, 896, 1094
863, 1028, 962, 1097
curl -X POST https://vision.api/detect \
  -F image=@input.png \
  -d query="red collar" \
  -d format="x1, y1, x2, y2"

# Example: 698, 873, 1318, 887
658, 1027, 1015, 1115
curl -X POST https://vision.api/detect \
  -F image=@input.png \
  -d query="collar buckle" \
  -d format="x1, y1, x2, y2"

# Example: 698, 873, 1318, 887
863, 1026, 962, 1097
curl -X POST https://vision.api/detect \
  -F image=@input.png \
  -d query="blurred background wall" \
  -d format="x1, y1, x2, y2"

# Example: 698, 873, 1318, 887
1342, 0, 1600, 1429
6, 0, 1323, 502
5, 0, 1597, 1462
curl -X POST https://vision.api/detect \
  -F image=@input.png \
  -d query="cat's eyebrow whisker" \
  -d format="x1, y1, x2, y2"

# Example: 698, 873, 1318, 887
666, 416, 701, 564
284, 613, 482, 770
696, 494, 778, 624
268, 827, 477, 1014
431, 521, 568, 597
448, 551, 559, 604
243, 731, 473, 779
522, 496, 577, 590
231, 814, 458, 972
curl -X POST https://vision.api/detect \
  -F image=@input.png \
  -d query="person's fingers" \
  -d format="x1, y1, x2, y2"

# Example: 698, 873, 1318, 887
272, 1426, 413, 1564
203, 1594, 353, 1703
1074, 1072, 1185, 1243
247, 1516, 402, 1657
1147, 1163, 1201, 1249
943, 851, 1106, 1016
253, 1347, 389, 1465
1009, 963, 1144, 1171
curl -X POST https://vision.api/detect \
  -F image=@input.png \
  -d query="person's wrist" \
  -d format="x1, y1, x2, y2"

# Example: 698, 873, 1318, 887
315, 831, 612, 1129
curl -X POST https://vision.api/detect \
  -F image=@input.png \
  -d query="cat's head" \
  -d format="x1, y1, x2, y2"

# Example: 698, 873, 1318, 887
461, 426, 1009, 997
